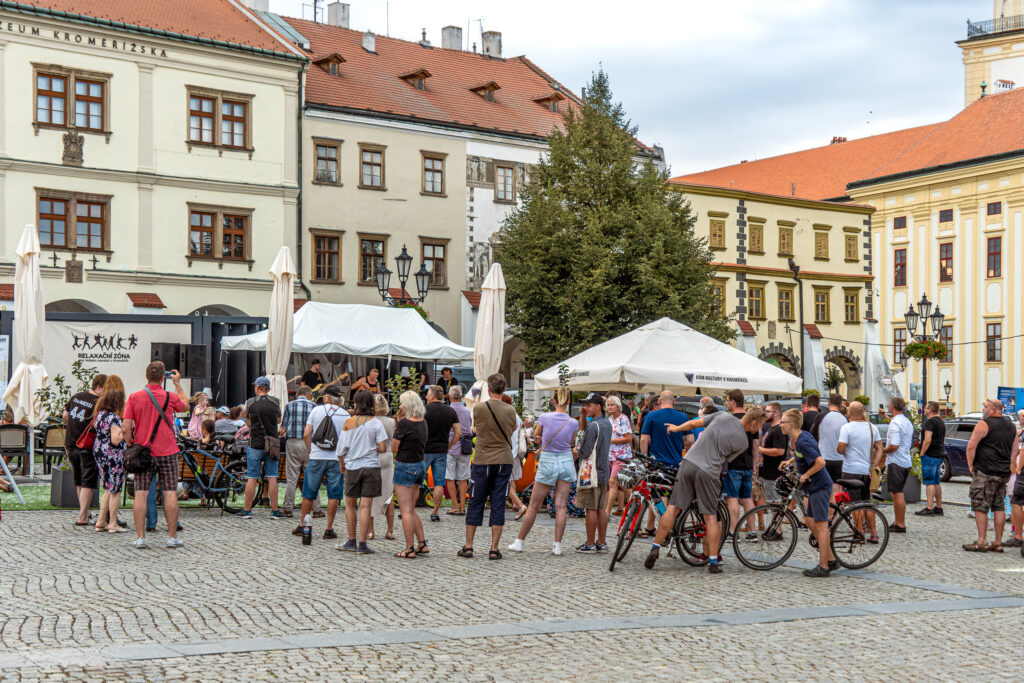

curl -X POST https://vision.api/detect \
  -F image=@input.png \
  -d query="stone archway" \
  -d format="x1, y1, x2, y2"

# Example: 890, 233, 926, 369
189, 303, 248, 316
759, 342, 801, 378
46, 298, 108, 313
824, 345, 863, 398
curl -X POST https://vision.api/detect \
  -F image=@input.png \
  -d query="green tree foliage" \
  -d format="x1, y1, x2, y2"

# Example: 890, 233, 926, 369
496, 69, 732, 371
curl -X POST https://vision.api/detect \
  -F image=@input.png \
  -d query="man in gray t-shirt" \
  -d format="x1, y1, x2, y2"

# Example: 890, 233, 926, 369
647, 408, 766, 573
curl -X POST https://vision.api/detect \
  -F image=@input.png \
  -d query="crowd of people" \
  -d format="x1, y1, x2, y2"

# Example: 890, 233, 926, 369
39, 360, 1024, 570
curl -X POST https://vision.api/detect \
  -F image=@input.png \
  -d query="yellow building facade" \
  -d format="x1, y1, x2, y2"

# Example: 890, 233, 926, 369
960, 0, 1024, 106
675, 183, 875, 397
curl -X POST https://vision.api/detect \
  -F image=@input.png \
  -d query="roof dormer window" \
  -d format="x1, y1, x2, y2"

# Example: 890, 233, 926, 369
533, 92, 565, 112
400, 68, 432, 91
470, 81, 500, 102
313, 52, 346, 76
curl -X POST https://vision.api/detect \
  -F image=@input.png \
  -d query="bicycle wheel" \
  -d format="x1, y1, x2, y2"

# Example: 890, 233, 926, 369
716, 500, 730, 552
673, 506, 708, 566
810, 502, 843, 548
212, 459, 249, 514
831, 503, 889, 569
732, 504, 799, 571
609, 498, 646, 571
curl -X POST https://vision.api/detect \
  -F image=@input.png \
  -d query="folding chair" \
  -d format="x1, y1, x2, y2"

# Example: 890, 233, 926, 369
0, 424, 31, 476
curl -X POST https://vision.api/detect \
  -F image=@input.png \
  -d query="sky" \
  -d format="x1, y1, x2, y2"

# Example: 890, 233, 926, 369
267, 0, 991, 176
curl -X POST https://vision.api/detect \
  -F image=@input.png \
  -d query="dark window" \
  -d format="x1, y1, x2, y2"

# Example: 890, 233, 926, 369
844, 290, 858, 323
748, 285, 764, 320
221, 214, 246, 260
939, 325, 953, 363
360, 238, 385, 283
939, 242, 953, 282
894, 248, 907, 287
35, 73, 67, 126
893, 216, 906, 230
987, 323, 1002, 362
189, 211, 215, 257
778, 288, 793, 321
315, 143, 339, 183
894, 328, 907, 365
987, 201, 1002, 215
987, 236, 1001, 277
938, 209, 953, 223
38, 198, 68, 247
314, 234, 340, 282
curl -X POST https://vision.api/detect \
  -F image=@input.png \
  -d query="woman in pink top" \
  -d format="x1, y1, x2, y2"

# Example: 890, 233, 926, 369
604, 395, 634, 517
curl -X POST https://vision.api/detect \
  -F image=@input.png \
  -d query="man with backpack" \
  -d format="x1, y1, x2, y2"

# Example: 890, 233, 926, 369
445, 385, 473, 515
298, 385, 349, 538
122, 362, 188, 549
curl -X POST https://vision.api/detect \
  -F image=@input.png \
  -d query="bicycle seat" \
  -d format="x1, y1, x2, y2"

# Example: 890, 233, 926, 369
836, 478, 865, 491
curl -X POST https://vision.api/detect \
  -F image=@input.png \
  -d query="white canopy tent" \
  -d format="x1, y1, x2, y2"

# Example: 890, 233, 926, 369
220, 302, 474, 362
534, 317, 803, 395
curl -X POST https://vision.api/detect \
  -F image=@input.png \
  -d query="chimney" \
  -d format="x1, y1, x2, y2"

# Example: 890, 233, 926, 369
419, 28, 431, 47
442, 25, 462, 50
242, 0, 269, 11
327, 2, 350, 28
482, 30, 502, 57
362, 31, 376, 53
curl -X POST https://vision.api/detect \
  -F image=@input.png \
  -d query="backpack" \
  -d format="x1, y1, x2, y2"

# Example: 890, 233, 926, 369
311, 406, 340, 451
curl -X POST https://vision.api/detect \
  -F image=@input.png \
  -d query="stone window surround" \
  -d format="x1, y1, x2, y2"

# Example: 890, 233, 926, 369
185, 85, 254, 158
310, 228, 344, 284
31, 63, 113, 142
34, 187, 114, 257
185, 202, 254, 270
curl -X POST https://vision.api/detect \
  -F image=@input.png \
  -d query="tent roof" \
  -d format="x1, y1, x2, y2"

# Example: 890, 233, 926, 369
533, 317, 802, 395
220, 302, 473, 362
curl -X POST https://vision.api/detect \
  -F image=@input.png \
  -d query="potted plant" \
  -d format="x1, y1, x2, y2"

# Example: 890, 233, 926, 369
822, 365, 846, 394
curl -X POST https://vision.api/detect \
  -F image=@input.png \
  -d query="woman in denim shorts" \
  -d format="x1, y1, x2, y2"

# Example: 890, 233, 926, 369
392, 391, 428, 558
507, 388, 580, 556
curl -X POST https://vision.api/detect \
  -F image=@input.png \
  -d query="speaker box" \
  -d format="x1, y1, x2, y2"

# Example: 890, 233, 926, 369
150, 343, 181, 372
182, 344, 206, 379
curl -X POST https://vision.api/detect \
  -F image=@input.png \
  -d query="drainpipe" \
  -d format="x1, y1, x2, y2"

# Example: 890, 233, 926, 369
296, 61, 313, 301
787, 258, 804, 377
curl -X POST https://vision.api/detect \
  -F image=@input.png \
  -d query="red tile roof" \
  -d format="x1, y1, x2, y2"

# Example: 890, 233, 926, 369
461, 290, 481, 309
736, 320, 755, 336
127, 292, 165, 309
294, 298, 307, 312
0, 284, 13, 300
281, 17, 577, 141
803, 324, 823, 340
673, 124, 943, 201
11, 0, 299, 57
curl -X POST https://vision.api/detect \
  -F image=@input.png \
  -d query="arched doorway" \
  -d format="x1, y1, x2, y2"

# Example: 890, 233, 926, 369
758, 342, 801, 378
46, 298, 108, 313
189, 304, 248, 316
824, 346, 863, 398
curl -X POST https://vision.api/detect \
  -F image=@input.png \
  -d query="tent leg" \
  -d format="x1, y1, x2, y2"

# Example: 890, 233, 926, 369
29, 435, 35, 478
1, 449, 25, 504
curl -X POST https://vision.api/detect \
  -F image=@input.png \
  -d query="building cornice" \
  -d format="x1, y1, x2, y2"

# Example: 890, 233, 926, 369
712, 261, 873, 283
673, 182, 875, 215
848, 149, 1024, 193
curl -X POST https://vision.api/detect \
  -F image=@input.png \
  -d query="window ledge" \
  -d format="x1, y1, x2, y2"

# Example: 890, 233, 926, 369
813, 257, 830, 262
357, 280, 377, 287
986, 276, 1004, 281
186, 141, 254, 159
777, 252, 794, 258
358, 185, 387, 191
710, 246, 726, 252
844, 258, 859, 263
311, 279, 345, 285
34, 123, 112, 143
421, 192, 448, 198
778, 318, 796, 323
494, 198, 517, 205
747, 250, 765, 256
844, 321, 860, 325
312, 179, 343, 187
39, 247, 113, 261
428, 285, 450, 291
186, 255, 255, 271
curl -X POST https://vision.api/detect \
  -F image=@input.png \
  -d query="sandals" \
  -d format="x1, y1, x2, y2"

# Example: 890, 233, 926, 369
384, 532, 396, 541
457, 546, 474, 558
514, 508, 527, 521
988, 543, 1005, 553
416, 540, 430, 555
962, 542, 989, 552
395, 547, 417, 559
488, 549, 502, 560
93, 526, 107, 533
868, 536, 880, 544
367, 531, 375, 540
638, 528, 655, 539
107, 525, 128, 534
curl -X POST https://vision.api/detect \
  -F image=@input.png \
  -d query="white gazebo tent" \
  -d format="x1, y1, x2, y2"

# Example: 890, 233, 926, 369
534, 317, 803, 395
220, 302, 473, 362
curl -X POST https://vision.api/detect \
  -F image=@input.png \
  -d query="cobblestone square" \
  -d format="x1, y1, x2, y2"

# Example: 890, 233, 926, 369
2, 481, 1023, 681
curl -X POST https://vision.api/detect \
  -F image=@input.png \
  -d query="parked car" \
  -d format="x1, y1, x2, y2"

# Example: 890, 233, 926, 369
940, 415, 1017, 482
867, 413, 889, 442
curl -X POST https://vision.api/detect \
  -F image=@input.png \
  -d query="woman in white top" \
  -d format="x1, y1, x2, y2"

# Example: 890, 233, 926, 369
369, 393, 396, 541
337, 390, 388, 554
501, 394, 527, 519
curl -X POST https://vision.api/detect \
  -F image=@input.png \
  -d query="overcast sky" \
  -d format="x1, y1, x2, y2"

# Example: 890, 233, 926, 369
268, 0, 990, 175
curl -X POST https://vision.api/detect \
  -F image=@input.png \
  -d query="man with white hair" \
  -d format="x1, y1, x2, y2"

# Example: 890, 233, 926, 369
445, 385, 473, 515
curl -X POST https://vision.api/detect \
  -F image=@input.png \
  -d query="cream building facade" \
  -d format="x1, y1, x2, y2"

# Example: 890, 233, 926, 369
675, 183, 875, 397
961, 0, 1024, 105
0, 1, 304, 316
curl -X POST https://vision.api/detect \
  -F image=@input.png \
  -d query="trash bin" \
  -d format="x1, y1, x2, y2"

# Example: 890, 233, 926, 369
50, 467, 99, 508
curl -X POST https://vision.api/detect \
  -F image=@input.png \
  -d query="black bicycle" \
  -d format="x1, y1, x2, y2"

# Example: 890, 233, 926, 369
731, 465, 890, 571
176, 435, 252, 514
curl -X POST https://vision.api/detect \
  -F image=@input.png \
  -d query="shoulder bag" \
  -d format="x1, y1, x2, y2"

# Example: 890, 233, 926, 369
484, 401, 514, 451
124, 389, 172, 474
576, 423, 599, 490
75, 416, 97, 450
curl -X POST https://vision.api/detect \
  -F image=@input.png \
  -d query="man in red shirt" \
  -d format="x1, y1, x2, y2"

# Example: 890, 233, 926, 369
123, 361, 188, 549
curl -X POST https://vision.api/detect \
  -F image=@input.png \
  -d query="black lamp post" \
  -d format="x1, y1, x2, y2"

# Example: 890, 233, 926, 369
902, 293, 945, 408
943, 379, 952, 415
374, 244, 431, 306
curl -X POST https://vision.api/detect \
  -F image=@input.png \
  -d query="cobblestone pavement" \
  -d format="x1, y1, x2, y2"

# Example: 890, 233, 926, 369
2, 480, 1023, 680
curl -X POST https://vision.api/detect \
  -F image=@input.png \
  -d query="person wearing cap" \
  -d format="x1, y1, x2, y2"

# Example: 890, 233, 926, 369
574, 393, 612, 554
214, 405, 237, 435
280, 386, 321, 519
301, 359, 325, 390
236, 376, 284, 519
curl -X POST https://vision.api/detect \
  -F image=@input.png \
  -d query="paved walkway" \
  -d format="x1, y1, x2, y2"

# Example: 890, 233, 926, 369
2, 480, 1023, 681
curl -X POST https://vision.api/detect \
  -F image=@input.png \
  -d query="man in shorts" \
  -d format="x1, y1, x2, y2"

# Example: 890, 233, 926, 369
879, 397, 913, 533
574, 394, 611, 554
757, 402, 787, 504
646, 406, 766, 574
963, 398, 1017, 552
837, 401, 882, 541
816, 393, 848, 502
723, 389, 758, 541
916, 401, 946, 517
779, 409, 836, 577
445, 385, 473, 515
298, 385, 349, 539
63, 373, 107, 526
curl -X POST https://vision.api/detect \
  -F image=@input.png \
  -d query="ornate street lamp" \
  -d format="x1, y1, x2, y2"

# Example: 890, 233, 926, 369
375, 244, 431, 307
899, 293, 949, 408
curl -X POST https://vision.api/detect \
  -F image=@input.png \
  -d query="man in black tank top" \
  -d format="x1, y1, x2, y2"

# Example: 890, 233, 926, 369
963, 398, 1018, 552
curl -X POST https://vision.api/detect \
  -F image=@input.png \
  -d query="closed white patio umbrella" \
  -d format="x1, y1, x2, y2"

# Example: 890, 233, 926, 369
2, 225, 49, 485
472, 263, 506, 402
534, 317, 803, 395
266, 247, 296, 408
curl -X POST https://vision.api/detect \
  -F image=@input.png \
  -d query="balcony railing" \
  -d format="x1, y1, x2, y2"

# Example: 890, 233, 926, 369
967, 14, 1024, 38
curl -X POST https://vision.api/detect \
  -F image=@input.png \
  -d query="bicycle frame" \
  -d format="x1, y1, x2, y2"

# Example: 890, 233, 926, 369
179, 445, 237, 498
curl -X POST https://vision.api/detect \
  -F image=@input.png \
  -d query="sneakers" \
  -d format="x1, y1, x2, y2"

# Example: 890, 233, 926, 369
888, 524, 907, 533
914, 508, 936, 516
803, 565, 831, 577
574, 544, 597, 554
594, 543, 608, 553
323, 528, 337, 540
933, 507, 944, 516
312, 510, 326, 519
1003, 537, 1024, 548
644, 545, 660, 569
430, 513, 441, 522
507, 538, 524, 552
708, 562, 722, 574
827, 559, 840, 572
234, 510, 253, 519
762, 531, 784, 542
269, 510, 287, 520
132, 537, 149, 550
166, 537, 184, 549
745, 531, 759, 542
356, 542, 375, 554
552, 542, 562, 556
337, 539, 358, 552
292, 525, 303, 536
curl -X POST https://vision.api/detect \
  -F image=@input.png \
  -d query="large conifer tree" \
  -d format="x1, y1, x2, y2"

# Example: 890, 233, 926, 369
497, 70, 732, 370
